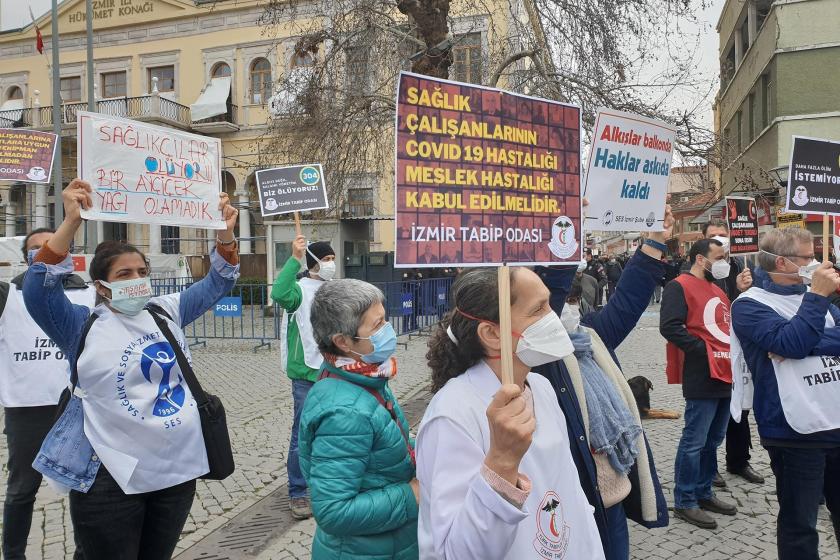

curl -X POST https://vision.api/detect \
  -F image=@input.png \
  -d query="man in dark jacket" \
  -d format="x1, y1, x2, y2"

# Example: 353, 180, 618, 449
701, 220, 762, 485
731, 228, 840, 560
605, 254, 623, 301
535, 223, 672, 560
584, 249, 606, 307
661, 238, 738, 530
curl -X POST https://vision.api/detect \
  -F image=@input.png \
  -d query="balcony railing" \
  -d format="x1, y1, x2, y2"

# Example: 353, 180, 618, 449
2, 93, 192, 130
192, 103, 238, 125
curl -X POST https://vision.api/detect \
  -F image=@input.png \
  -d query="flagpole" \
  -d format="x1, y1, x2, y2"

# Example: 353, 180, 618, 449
85, 0, 99, 251
50, 0, 62, 227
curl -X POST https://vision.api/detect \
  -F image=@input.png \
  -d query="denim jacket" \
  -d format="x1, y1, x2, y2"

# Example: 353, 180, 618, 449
23, 249, 239, 492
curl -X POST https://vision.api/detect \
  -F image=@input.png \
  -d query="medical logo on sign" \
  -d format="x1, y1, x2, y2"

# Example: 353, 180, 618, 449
140, 341, 186, 418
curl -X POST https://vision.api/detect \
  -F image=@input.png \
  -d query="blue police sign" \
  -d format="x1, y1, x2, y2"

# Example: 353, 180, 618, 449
400, 293, 414, 316
214, 296, 242, 317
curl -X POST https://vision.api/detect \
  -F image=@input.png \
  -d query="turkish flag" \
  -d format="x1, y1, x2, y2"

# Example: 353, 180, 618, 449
35, 27, 44, 54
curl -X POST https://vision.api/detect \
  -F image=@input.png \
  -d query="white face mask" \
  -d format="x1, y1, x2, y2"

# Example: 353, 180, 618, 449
560, 304, 581, 332
316, 259, 336, 281
761, 250, 819, 285
515, 311, 574, 367
710, 259, 731, 280
711, 235, 730, 253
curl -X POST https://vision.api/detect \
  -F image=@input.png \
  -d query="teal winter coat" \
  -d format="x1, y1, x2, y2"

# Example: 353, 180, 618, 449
298, 362, 419, 560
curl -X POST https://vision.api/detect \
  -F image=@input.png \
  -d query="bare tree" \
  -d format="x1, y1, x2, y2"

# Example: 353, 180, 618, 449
257, 0, 717, 215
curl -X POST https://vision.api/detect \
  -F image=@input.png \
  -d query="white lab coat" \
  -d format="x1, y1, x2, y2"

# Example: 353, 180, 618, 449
416, 361, 605, 560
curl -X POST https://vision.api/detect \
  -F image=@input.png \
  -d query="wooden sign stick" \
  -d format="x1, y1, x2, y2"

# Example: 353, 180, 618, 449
294, 211, 302, 237
824, 214, 830, 261
498, 265, 515, 385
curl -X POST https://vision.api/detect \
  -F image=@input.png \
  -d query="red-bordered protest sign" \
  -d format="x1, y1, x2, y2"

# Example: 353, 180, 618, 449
725, 196, 759, 255
394, 71, 582, 268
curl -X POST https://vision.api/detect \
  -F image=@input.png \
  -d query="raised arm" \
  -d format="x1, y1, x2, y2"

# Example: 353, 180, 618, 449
270, 235, 306, 312
173, 193, 240, 326
22, 180, 92, 358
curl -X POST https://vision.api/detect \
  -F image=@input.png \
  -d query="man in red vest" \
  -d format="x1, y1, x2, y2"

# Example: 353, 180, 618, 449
660, 238, 736, 529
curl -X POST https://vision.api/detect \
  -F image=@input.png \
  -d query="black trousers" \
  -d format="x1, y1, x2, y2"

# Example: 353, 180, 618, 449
3, 405, 60, 560
725, 409, 752, 472
70, 466, 195, 560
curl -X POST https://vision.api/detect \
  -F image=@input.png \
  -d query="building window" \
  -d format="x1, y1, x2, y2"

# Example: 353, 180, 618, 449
452, 33, 482, 84
346, 188, 374, 216
736, 111, 743, 154
346, 45, 372, 95
756, 0, 771, 32
739, 17, 750, 57
249, 58, 272, 104
762, 73, 773, 128
101, 71, 127, 98
103, 222, 128, 243
211, 62, 231, 78
148, 65, 175, 93
721, 46, 736, 87
161, 225, 180, 254
60, 77, 82, 102
6, 86, 23, 101
748, 92, 757, 141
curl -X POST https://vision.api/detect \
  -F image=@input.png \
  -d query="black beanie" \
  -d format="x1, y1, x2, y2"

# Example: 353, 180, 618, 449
306, 241, 335, 269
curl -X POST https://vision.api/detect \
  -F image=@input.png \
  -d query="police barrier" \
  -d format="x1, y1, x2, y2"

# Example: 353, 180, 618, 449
149, 276, 455, 351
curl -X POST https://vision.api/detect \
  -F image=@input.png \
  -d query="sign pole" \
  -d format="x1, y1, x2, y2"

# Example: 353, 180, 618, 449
294, 211, 302, 237
824, 214, 830, 261
497, 265, 514, 385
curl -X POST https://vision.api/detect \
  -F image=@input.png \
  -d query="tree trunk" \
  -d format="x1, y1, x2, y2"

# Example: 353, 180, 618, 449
397, 0, 452, 78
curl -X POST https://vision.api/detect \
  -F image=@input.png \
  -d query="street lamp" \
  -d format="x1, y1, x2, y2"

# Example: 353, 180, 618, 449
770, 166, 789, 188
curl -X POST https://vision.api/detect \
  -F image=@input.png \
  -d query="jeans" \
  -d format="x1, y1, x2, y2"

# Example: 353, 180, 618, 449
725, 409, 752, 472
70, 466, 195, 560
604, 502, 629, 560
3, 406, 59, 560
288, 379, 314, 498
674, 398, 730, 509
767, 446, 840, 560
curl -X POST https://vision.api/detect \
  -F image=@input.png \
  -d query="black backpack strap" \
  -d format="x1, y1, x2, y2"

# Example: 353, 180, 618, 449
146, 305, 208, 407
71, 313, 100, 390
0, 282, 9, 319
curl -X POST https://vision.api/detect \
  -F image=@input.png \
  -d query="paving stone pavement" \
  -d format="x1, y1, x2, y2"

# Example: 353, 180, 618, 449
3, 309, 839, 559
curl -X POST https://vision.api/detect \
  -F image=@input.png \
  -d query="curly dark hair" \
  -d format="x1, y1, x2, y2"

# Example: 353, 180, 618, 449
427, 267, 520, 392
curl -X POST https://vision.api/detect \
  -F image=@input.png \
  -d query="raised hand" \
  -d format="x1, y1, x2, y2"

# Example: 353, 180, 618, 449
63, 179, 93, 224
484, 384, 535, 485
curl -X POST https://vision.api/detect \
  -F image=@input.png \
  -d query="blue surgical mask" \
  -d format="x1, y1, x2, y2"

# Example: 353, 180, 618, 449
100, 277, 153, 316
353, 322, 397, 364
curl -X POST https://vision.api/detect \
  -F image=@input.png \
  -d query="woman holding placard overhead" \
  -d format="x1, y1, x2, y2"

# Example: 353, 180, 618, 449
417, 267, 605, 559
22, 179, 240, 559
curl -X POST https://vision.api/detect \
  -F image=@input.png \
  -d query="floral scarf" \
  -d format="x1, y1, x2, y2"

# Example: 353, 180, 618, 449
323, 354, 398, 379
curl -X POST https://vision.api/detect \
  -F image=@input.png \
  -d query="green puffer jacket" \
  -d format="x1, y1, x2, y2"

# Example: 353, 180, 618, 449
299, 362, 419, 560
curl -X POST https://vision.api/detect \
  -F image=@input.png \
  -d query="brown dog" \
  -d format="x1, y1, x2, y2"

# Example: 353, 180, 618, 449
627, 375, 681, 420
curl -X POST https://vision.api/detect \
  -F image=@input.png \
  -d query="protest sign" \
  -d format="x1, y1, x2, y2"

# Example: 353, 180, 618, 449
834, 216, 840, 258
786, 136, 840, 215
0, 129, 57, 184
77, 111, 225, 229
776, 209, 804, 229
394, 71, 582, 268
725, 196, 759, 255
255, 164, 328, 218
583, 108, 676, 232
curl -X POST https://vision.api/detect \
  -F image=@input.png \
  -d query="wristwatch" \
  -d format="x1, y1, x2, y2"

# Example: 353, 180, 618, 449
643, 239, 668, 253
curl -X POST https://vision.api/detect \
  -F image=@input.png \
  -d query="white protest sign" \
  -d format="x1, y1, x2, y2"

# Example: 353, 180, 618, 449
583, 108, 676, 232
77, 111, 225, 229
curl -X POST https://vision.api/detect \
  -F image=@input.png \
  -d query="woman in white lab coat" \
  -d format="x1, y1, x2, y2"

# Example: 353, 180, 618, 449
417, 267, 605, 560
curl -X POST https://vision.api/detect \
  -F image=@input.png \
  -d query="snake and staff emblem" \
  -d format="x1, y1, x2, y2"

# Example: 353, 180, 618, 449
547, 215, 578, 259
534, 491, 571, 559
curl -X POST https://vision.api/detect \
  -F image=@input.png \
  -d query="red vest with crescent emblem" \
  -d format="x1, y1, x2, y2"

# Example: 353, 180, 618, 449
666, 273, 733, 385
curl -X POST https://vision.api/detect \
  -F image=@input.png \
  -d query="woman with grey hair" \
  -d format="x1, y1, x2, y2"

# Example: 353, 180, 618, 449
297, 278, 419, 559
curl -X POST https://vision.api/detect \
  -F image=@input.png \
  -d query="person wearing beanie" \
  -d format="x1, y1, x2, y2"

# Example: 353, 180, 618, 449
270, 234, 336, 520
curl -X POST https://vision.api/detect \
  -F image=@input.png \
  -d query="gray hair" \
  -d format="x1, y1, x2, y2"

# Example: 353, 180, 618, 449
310, 279, 385, 356
758, 228, 814, 271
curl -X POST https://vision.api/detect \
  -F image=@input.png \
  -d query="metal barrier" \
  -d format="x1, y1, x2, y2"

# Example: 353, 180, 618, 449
149, 276, 454, 351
